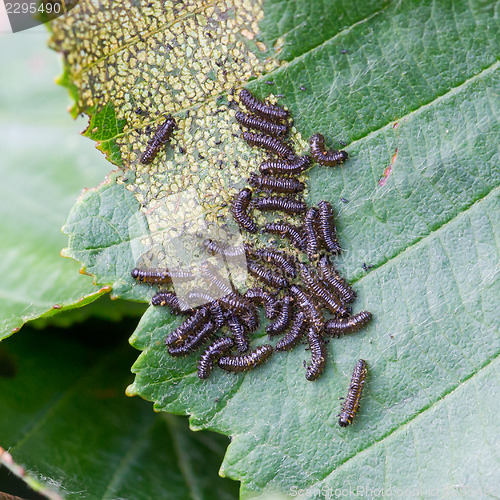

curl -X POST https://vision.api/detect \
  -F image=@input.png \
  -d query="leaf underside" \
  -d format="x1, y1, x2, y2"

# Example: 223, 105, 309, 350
51, 0, 499, 497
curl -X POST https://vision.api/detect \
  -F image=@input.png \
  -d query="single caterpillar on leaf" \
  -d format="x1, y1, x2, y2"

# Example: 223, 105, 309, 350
339, 359, 367, 427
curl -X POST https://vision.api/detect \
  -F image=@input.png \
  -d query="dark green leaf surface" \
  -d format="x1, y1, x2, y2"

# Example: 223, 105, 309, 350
0, 325, 238, 500
57, 0, 499, 497
0, 31, 114, 340
259, 0, 392, 60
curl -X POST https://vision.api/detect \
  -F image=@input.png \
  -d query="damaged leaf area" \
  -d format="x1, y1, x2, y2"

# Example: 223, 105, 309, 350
49, 0, 289, 221
51, 0, 499, 498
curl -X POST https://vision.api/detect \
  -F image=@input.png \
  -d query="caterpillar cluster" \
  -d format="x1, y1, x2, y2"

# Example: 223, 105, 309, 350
131, 90, 371, 422
227, 89, 371, 387
131, 256, 277, 377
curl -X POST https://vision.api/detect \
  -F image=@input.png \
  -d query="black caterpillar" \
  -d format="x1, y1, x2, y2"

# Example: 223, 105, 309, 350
227, 314, 249, 352
242, 132, 296, 159
253, 248, 297, 278
231, 188, 257, 233
275, 310, 306, 351
131, 267, 194, 284
235, 110, 288, 137
263, 222, 306, 251
290, 285, 325, 334
317, 256, 356, 303
168, 320, 217, 357
198, 337, 235, 379
208, 300, 226, 328
249, 173, 305, 194
309, 133, 348, 166
245, 288, 278, 319
202, 239, 247, 260
305, 326, 327, 381
251, 195, 306, 215
151, 291, 190, 312
325, 311, 372, 337
304, 207, 319, 261
217, 292, 252, 313
238, 305, 260, 333
266, 295, 293, 336
259, 155, 311, 175
298, 263, 349, 317
239, 89, 289, 122
317, 201, 341, 254
218, 344, 274, 372
140, 115, 177, 164
165, 307, 209, 348
339, 359, 367, 427
247, 259, 289, 289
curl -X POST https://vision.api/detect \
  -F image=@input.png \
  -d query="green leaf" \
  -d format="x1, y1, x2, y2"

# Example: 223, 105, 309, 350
0, 31, 116, 340
51, 0, 499, 497
81, 102, 126, 165
0, 324, 239, 500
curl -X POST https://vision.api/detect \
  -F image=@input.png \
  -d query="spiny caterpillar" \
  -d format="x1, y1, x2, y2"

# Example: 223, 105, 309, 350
249, 173, 305, 194
218, 344, 274, 372
339, 359, 367, 427
131, 267, 194, 284
251, 195, 307, 215
245, 288, 279, 319
259, 156, 311, 175
235, 110, 288, 137
239, 89, 289, 122
242, 131, 296, 159
140, 115, 177, 164
317, 201, 341, 254
198, 337, 235, 379
231, 187, 258, 234
325, 311, 372, 337
309, 133, 348, 166
266, 295, 293, 337
247, 259, 289, 289
263, 222, 306, 251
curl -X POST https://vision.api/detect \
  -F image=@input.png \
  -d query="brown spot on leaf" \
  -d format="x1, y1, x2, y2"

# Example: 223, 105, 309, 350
379, 148, 398, 187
